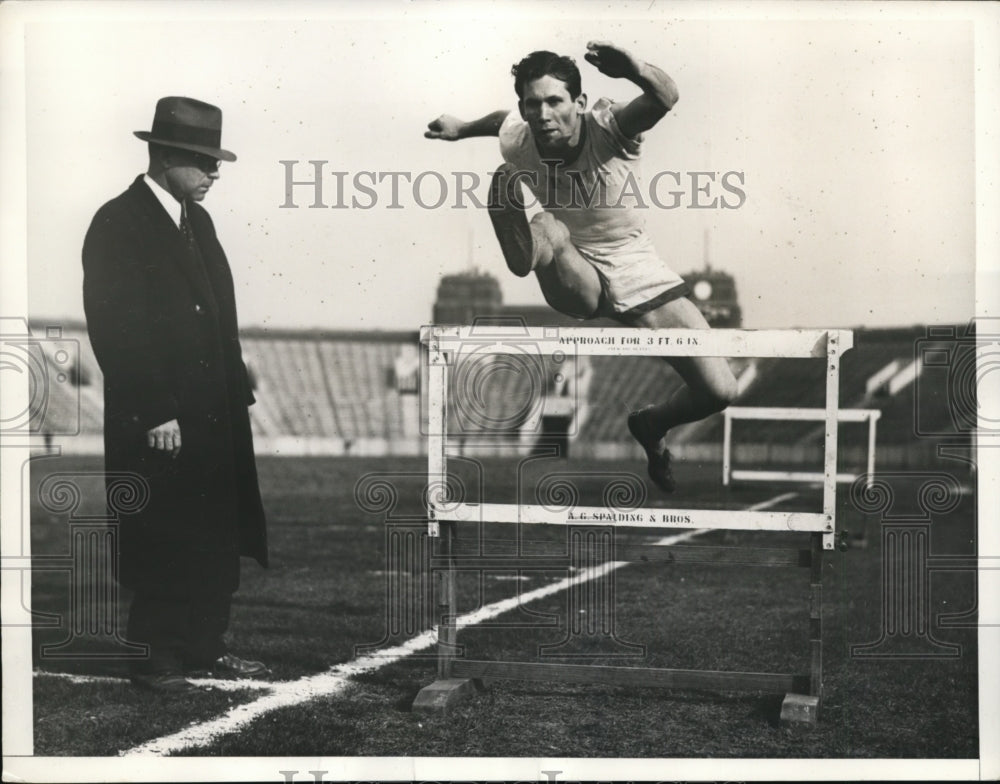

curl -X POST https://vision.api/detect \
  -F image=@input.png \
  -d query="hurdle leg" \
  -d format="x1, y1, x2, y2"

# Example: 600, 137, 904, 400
780, 532, 823, 726
412, 520, 480, 714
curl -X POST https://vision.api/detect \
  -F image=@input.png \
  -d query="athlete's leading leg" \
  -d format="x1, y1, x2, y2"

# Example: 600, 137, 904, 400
624, 296, 738, 491
488, 163, 603, 319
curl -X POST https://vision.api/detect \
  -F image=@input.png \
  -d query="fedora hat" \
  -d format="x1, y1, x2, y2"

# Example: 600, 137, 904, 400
134, 96, 236, 162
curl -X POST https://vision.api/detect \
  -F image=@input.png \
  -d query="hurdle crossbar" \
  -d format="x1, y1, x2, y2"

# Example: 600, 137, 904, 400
425, 325, 845, 358
438, 502, 829, 532
415, 325, 853, 725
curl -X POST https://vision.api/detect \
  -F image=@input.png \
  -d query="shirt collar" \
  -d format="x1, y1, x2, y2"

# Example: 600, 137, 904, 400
143, 173, 183, 228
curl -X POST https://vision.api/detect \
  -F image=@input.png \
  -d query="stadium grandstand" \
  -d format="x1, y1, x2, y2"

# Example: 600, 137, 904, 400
28, 265, 971, 474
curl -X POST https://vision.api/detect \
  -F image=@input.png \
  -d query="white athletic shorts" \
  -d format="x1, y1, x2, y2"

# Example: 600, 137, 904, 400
573, 232, 690, 319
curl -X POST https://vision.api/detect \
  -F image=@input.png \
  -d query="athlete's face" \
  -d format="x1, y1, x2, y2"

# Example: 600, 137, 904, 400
519, 75, 587, 154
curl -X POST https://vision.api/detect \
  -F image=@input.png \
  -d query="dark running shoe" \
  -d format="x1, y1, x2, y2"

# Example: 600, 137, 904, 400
488, 165, 538, 277
627, 408, 676, 493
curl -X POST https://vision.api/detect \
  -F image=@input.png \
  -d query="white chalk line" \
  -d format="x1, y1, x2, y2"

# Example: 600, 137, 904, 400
33, 670, 272, 691
121, 491, 799, 757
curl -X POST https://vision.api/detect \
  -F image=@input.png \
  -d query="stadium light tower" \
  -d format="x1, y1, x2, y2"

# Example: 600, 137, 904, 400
682, 229, 742, 328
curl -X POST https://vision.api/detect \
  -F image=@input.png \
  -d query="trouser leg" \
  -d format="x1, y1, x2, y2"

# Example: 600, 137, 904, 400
127, 589, 233, 672
184, 591, 232, 668
126, 592, 188, 675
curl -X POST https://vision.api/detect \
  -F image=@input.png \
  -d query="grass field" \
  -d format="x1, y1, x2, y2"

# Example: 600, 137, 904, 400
28, 453, 979, 758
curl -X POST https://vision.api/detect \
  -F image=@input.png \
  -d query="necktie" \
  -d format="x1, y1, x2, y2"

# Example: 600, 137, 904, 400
178, 200, 215, 310
180, 201, 196, 249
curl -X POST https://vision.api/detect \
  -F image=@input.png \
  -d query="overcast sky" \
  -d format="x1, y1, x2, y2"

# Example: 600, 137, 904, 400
15, 3, 984, 331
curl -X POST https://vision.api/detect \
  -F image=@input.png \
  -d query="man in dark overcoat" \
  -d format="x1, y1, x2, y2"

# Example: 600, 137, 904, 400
82, 96, 268, 693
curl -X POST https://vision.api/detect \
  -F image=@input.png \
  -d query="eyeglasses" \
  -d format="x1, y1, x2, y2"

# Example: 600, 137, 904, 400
170, 150, 222, 173
188, 152, 222, 173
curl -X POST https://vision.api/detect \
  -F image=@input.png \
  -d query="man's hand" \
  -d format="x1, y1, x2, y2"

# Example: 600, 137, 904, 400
587, 40, 679, 138
147, 418, 181, 458
425, 110, 508, 140
425, 115, 465, 141
584, 40, 643, 81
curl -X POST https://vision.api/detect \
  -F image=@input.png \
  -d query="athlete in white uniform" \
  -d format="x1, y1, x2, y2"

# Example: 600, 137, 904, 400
497, 96, 689, 317
426, 41, 738, 491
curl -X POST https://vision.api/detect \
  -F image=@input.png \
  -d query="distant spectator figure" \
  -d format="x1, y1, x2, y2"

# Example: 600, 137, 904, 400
83, 96, 268, 693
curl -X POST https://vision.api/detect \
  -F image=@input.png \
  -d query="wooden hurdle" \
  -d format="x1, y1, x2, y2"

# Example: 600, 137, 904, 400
722, 405, 881, 487
413, 325, 853, 725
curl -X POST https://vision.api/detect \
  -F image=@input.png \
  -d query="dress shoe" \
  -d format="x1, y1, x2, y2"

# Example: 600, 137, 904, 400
188, 653, 270, 679
131, 672, 202, 694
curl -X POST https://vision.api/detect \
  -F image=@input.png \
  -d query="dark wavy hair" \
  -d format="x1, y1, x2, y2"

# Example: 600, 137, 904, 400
511, 51, 582, 100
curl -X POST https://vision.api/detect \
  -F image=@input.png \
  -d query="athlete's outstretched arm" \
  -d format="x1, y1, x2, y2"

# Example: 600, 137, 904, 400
425, 110, 510, 141
584, 40, 678, 139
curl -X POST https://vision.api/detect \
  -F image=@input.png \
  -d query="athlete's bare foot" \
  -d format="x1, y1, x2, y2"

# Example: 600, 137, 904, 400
627, 406, 675, 493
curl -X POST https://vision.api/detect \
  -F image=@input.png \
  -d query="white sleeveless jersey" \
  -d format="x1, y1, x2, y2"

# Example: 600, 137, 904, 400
498, 97, 647, 247
497, 98, 687, 316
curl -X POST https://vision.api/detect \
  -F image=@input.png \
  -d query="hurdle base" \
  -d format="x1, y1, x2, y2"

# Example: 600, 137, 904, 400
779, 693, 820, 726
411, 678, 483, 715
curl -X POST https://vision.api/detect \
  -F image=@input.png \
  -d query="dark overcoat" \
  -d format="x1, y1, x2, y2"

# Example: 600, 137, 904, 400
82, 175, 267, 598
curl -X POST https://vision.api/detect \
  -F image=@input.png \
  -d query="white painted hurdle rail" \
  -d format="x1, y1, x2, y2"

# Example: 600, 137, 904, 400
425, 324, 844, 358
414, 324, 854, 726
439, 502, 829, 533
